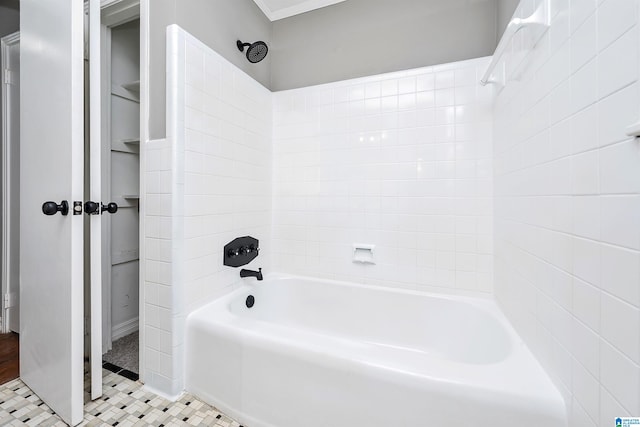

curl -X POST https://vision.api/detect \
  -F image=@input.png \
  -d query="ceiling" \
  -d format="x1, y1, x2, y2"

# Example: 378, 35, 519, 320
251, 0, 348, 21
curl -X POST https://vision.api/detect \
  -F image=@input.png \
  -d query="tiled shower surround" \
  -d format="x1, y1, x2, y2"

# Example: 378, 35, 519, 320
144, 5, 640, 422
143, 26, 272, 397
272, 57, 495, 294
145, 28, 495, 399
493, 0, 640, 424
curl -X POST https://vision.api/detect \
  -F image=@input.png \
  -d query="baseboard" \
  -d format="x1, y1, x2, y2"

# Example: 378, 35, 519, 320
143, 384, 184, 402
111, 317, 139, 341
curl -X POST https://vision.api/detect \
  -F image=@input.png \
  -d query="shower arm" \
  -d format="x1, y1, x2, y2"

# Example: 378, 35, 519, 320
480, 0, 550, 86
237, 40, 251, 51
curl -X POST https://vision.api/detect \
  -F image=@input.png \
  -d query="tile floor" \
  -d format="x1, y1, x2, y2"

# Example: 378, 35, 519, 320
0, 369, 243, 426
102, 333, 139, 375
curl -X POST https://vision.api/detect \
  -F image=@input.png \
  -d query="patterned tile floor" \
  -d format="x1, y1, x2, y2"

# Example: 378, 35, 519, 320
0, 370, 243, 426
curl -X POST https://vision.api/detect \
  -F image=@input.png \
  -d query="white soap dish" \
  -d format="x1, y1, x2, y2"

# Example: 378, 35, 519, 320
353, 244, 375, 264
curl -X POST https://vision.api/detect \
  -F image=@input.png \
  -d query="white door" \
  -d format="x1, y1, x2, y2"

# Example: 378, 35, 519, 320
1, 32, 20, 334
88, 0, 104, 399
88, 0, 104, 401
20, 1, 85, 425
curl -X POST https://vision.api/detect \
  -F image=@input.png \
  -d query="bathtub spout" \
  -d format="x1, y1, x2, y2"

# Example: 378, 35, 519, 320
240, 268, 263, 281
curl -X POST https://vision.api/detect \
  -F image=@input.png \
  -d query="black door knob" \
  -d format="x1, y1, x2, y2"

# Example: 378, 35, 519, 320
42, 200, 69, 216
84, 201, 100, 215
101, 202, 118, 214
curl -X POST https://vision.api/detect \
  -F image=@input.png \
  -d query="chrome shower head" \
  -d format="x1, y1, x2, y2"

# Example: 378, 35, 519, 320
237, 40, 268, 63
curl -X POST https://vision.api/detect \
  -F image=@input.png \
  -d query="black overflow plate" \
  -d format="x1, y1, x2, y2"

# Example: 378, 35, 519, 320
224, 236, 259, 267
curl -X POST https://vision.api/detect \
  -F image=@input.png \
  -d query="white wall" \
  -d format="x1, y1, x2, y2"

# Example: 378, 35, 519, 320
143, 25, 272, 397
493, 0, 640, 425
272, 57, 494, 295
180, 35, 272, 314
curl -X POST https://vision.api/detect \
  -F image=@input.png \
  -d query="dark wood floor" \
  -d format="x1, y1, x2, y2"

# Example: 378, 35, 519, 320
0, 333, 19, 385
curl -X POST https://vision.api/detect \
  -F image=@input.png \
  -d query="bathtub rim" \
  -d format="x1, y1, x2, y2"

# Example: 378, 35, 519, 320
185, 273, 568, 427
186, 272, 567, 408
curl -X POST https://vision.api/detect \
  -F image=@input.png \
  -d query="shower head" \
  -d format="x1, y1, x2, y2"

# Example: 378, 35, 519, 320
237, 40, 268, 63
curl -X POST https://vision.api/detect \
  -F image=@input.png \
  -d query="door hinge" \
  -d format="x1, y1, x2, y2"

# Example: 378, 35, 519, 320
84, 317, 90, 336
3, 293, 13, 309
2, 69, 11, 85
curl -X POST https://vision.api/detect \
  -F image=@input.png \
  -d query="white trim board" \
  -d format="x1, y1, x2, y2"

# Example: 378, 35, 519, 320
101, 0, 140, 27
251, 0, 347, 21
1, 31, 20, 335
111, 316, 139, 341
138, 0, 149, 385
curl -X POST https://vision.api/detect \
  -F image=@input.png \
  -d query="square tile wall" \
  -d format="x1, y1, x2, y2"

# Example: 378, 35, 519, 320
493, 0, 640, 425
143, 136, 175, 396
272, 57, 494, 295
143, 25, 272, 398
179, 28, 272, 314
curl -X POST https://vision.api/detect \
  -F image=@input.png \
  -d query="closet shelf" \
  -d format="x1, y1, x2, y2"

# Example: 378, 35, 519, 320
112, 249, 139, 266
111, 84, 140, 103
121, 80, 140, 92
111, 139, 140, 154
123, 195, 140, 199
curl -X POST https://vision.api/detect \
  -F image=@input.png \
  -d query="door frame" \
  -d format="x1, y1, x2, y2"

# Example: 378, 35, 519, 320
1, 31, 20, 334
99, 8, 113, 355
139, 0, 149, 383
99, 0, 144, 373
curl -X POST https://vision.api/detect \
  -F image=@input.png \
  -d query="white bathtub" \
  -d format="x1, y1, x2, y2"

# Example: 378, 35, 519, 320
185, 274, 567, 427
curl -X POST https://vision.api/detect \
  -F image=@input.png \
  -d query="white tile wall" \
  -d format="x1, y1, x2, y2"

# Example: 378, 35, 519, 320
272, 57, 494, 295
146, 4, 640, 417
493, 0, 640, 424
180, 28, 272, 314
143, 25, 272, 398
143, 137, 175, 396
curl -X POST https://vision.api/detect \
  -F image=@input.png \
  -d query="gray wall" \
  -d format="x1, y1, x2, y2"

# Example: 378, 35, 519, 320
149, 0, 272, 139
0, 0, 19, 37
148, 0, 505, 136
497, 0, 519, 37
270, 0, 498, 91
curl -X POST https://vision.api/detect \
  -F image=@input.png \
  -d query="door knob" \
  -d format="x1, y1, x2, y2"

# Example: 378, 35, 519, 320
84, 201, 100, 215
84, 201, 118, 215
42, 200, 69, 216
101, 202, 118, 214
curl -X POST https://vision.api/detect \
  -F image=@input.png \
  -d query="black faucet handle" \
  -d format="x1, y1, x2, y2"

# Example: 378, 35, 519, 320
223, 236, 260, 267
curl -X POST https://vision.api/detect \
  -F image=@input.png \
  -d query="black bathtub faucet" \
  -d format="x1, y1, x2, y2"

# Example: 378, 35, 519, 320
240, 268, 263, 281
